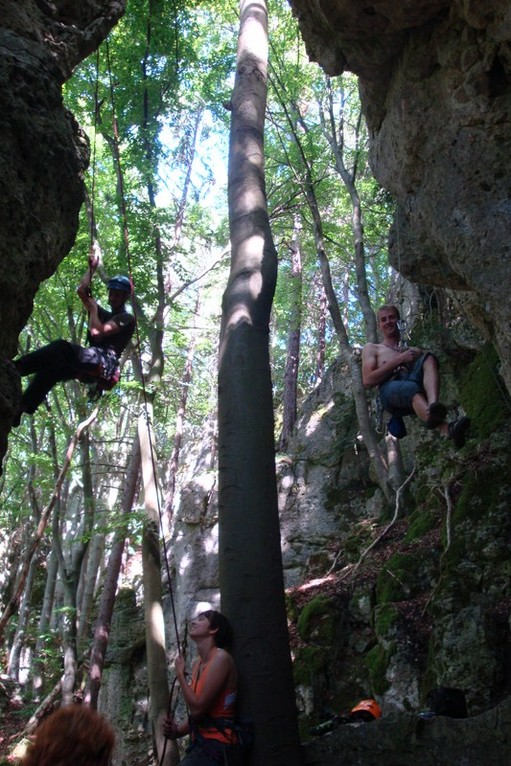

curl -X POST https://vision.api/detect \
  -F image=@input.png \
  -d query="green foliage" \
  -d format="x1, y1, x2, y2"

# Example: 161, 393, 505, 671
31, 630, 65, 690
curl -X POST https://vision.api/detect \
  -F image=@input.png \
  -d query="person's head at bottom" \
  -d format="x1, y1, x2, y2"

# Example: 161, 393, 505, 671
21, 704, 115, 766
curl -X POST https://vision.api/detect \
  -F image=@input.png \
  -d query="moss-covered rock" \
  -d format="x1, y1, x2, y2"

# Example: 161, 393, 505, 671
294, 646, 331, 686
460, 344, 511, 438
453, 466, 508, 525
404, 507, 438, 543
374, 603, 400, 640
376, 553, 423, 603
365, 643, 392, 695
297, 595, 339, 644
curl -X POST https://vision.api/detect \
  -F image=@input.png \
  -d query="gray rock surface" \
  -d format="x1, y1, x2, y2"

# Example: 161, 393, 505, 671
303, 696, 511, 766
101, 588, 153, 766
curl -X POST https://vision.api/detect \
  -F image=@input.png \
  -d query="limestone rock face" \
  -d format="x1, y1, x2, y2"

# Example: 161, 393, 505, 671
100, 588, 152, 766
0, 0, 125, 469
288, 1, 511, 392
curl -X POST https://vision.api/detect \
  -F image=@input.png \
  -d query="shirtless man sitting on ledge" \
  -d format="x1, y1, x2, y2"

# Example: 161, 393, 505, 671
361, 304, 470, 448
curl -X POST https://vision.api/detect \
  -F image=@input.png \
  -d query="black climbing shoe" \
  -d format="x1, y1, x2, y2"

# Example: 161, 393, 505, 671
448, 416, 470, 448
426, 402, 447, 429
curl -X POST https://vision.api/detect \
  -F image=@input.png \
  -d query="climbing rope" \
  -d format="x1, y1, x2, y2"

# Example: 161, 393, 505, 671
103, 38, 182, 662
89, 47, 101, 251
394, 204, 408, 350
84, 47, 103, 300
104, 44, 186, 763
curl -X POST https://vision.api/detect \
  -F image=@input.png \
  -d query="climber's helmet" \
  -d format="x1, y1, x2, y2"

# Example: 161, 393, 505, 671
107, 275, 132, 294
349, 699, 382, 721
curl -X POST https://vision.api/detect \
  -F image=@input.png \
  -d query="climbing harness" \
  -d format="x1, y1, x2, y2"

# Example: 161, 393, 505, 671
80, 349, 121, 400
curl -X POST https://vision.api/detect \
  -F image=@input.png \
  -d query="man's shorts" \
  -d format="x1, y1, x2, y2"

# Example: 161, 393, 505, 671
379, 353, 433, 416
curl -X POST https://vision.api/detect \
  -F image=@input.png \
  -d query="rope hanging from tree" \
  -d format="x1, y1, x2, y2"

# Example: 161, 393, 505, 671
86, 47, 104, 298
394, 204, 408, 349
91, 39, 181, 660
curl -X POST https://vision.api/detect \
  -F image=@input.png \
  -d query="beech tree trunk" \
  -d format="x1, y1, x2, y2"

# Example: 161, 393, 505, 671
60, 431, 97, 705
7, 559, 36, 681
77, 532, 105, 652
279, 216, 302, 452
323, 76, 378, 343
32, 547, 58, 699
218, 3, 303, 764
314, 277, 327, 383
139, 409, 173, 766
164, 294, 199, 527
85, 435, 141, 709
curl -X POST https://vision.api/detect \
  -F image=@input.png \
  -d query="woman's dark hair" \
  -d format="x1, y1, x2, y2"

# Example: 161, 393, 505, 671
200, 610, 233, 649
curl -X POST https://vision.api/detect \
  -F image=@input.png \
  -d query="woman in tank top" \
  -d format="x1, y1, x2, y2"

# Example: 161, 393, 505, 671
163, 610, 239, 764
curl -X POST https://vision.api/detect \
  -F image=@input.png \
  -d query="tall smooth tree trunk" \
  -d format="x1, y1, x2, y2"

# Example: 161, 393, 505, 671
279, 215, 302, 452
7, 559, 36, 681
77, 532, 105, 652
32, 546, 58, 699
164, 293, 200, 528
314, 277, 327, 383
31, 421, 63, 698
219, 3, 303, 764
84, 435, 141, 709
138, 409, 172, 766
60, 430, 97, 705
323, 76, 377, 343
